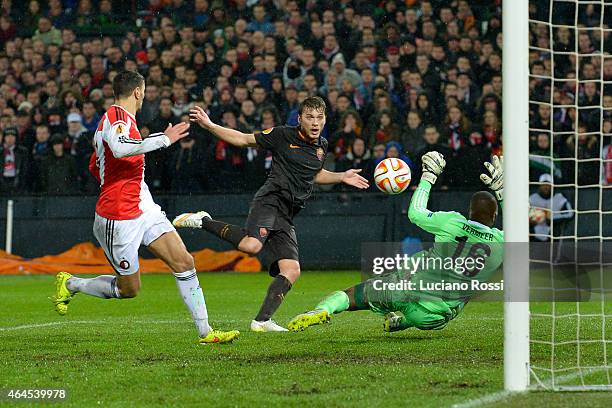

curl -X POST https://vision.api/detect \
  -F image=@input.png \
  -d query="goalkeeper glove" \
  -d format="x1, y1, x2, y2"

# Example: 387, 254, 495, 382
421, 151, 446, 185
480, 155, 504, 201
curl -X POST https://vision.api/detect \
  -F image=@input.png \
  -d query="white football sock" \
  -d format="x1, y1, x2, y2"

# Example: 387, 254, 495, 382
66, 275, 120, 298
173, 269, 211, 337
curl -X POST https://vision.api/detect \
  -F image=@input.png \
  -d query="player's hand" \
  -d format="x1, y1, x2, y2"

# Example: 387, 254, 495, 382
480, 155, 503, 201
342, 169, 369, 189
189, 105, 214, 129
421, 151, 446, 185
164, 122, 190, 144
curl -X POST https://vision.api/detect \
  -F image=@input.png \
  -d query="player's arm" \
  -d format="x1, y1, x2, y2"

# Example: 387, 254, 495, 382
315, 168, 369, 189
408, 151, 453, 234
105, 121, 190, 158
189, 105, 256, 147
480, 155, 503, 210
553, 196, 574, 220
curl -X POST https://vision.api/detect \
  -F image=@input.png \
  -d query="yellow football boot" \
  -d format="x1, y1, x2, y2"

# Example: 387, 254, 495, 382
51, 271, 74, 316
198, 329, 240, 344
287, 309, 331, 332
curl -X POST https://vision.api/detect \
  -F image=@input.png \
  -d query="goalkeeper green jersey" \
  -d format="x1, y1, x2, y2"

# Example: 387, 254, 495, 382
405, 179, 504, 305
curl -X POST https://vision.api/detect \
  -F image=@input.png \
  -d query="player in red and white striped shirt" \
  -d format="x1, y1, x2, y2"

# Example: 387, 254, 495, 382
51, 71, 238, 344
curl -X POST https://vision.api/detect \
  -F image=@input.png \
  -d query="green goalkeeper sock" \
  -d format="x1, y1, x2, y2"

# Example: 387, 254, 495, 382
315, 291, 350, 314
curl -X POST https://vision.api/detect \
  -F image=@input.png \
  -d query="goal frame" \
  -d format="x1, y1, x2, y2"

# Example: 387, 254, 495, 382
503, 0, 530, 392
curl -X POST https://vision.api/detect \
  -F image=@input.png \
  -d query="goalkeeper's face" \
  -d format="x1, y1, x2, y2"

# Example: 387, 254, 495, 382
299, 107, 326, 140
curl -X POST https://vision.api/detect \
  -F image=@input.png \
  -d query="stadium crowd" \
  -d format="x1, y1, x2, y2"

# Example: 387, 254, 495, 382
0, 0, 605, 196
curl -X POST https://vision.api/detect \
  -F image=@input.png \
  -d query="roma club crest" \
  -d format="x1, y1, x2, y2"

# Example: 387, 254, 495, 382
316, 148, 324, 161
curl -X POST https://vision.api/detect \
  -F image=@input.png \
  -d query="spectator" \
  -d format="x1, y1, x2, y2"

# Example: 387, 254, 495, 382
443, 106, 472, 152
0, 16, 16, 43
336, 137, 373, 190
529, 174, 574, 242
330, 110, 363, 160
0, 127, 29, 194
329, 53, 362, 89
384, 141, 415, 172
82, 101, 101, 133
530, 133, 562, 182
368, 110, 402, 148
401, 110, 426, 158
247, 5, 274, 34
23, 1, 43, 36
566, 131, 600, 185
603, 134, 612, 186
67, 112, 88, 153
30, 124, 50, 191
169, 136, 205, 193
415, 126, 452, 188
479, 110, 502, 156
416, 92, 438, 125
32, 17, 62, 46
39, 135, 77, 195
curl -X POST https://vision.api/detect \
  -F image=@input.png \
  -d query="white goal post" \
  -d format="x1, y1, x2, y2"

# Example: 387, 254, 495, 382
505, 0, 612, 392
503, 0, 531, 392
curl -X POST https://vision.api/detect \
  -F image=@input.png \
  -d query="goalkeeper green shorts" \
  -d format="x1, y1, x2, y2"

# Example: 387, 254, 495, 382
361, 271, 463, 330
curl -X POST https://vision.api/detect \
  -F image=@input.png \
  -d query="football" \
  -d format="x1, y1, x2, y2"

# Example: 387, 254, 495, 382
374, 158, 412, 195
529, 207, 547, 224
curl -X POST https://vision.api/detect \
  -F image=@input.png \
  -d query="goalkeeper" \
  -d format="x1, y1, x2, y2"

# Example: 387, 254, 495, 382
288, 152, 504, 333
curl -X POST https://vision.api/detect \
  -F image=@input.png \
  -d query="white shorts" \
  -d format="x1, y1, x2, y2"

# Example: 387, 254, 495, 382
93, 208, 175, 275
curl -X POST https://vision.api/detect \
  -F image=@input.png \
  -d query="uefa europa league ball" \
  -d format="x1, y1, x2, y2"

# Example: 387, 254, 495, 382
374, 158, 412, 195
529, 207, 547, 224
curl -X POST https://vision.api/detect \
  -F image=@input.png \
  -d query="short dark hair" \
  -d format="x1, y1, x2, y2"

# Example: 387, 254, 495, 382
299, 96, 326, 115
112, 70, 145, 99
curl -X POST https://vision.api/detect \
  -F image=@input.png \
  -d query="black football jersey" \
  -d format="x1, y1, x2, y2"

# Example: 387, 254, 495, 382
253, 126, 328, 207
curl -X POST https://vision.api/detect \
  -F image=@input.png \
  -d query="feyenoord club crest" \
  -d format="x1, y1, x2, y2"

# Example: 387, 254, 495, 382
316, 148, 324, 161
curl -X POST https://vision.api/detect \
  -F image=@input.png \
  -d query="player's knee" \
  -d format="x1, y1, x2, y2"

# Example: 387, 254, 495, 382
239, 238, 263, 255
280, 262, 301, 282
175, 252, 195, 272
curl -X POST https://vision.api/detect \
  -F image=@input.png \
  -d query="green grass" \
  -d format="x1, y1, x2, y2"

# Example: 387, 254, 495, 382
1, 272, 611, 407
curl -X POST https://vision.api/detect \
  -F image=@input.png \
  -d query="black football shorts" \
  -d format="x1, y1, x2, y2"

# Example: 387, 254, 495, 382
245, 196, 299, 276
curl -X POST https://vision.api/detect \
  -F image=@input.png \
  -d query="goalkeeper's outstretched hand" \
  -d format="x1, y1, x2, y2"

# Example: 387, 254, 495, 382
480, 155, 504, 201
421, 151, 446, 185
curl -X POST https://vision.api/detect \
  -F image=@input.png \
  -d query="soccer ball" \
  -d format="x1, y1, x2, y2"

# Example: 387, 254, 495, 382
374, 158, 412, 195
529, 207, 547, 224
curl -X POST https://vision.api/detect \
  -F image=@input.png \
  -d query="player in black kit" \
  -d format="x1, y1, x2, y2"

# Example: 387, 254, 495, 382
174, 97, 369, 332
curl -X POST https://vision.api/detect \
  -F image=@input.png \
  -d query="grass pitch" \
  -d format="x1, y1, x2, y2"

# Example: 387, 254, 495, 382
1, 271, 611, 407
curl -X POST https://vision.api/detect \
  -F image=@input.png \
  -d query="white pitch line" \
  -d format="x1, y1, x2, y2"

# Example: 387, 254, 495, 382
0, 320, 101, 332
0, 318, 245, 332
450, 370, 604, 408
450, 390, 516, 408
0, 319, 187, 332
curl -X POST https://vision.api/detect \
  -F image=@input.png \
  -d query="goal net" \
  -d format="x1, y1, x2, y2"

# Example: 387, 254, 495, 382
525, 0, 612, 391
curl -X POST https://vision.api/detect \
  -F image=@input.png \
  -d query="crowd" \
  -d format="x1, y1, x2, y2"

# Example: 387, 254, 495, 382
529, 0, 612, 186
0, 0, 604, 196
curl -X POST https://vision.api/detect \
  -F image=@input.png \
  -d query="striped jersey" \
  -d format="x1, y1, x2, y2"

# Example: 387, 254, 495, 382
89, 105, 170, 220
